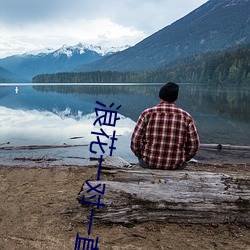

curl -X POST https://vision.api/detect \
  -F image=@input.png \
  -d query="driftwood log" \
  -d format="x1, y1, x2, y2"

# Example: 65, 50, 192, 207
200, 143, 250, 151
76, 156, 250, 225
0, 144, 88, 150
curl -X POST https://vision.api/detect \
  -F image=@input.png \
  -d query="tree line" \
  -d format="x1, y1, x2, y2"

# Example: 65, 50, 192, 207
33, 43, 250, 85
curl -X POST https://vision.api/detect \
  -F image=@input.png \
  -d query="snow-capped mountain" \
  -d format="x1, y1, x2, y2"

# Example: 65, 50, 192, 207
28, 43, 130, 58
51, 43, 130, 58
0, 43, 130, 82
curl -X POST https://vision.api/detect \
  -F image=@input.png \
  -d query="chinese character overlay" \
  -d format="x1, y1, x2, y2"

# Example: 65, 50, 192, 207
75, 101, 121, 247
89, 101, 120, 156
74, 233, 99, 250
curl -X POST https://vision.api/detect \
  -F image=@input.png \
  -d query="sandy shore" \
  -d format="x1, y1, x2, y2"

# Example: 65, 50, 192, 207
0, 163, 250, 250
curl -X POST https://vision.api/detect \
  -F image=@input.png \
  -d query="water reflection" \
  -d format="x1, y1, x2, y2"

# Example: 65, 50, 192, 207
33, 84, 250, 122
0, 105, 136, 165
178, 84, 250, 123
0, 83, 250, 166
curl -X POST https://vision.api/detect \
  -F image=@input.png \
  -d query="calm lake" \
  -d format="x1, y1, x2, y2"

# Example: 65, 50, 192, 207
0, 83, 250, 166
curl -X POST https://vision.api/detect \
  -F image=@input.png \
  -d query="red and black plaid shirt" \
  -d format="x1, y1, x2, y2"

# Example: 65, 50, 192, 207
130, 101, 200, 169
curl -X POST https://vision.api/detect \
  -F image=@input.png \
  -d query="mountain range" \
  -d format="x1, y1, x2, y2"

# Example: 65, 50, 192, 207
75, 0, 250, 72
0, 0, 249, 82
0, 44, 129, 82
0, 66, 24, 83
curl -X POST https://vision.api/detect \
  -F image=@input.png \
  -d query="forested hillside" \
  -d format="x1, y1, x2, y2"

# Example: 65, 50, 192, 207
75, 0, 250, 72
152, 43, 250, 84
33, 44, 250, 85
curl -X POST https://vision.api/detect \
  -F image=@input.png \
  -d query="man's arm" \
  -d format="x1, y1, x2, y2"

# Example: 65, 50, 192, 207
185, 119, 200, 161
130, 113, 146, 158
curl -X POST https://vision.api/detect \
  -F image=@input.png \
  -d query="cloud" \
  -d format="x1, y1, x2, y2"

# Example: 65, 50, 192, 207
0, 105, 137, 165
0, 0, 73, 25
0, 0, 208, 57
0, 106, 135, 146
0, 18, 145, 57
0, 0, 207, 32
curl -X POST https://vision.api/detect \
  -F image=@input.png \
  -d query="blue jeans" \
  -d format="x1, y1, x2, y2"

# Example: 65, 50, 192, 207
138, 158, 188, 170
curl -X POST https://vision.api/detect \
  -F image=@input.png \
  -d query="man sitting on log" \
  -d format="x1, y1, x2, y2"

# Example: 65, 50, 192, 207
130, 82, 200, 170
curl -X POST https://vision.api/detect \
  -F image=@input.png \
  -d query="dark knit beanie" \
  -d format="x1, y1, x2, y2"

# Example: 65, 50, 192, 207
159, 82, 179, 102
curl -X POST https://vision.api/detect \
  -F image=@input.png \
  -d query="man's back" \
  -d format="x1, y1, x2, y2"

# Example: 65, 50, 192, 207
130, 82, 199, 170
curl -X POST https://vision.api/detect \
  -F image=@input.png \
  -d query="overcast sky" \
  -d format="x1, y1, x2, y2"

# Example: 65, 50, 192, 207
0, 0, 208, 58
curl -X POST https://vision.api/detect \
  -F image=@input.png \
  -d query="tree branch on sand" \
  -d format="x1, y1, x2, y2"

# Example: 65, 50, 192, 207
0, 144, 88, 150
